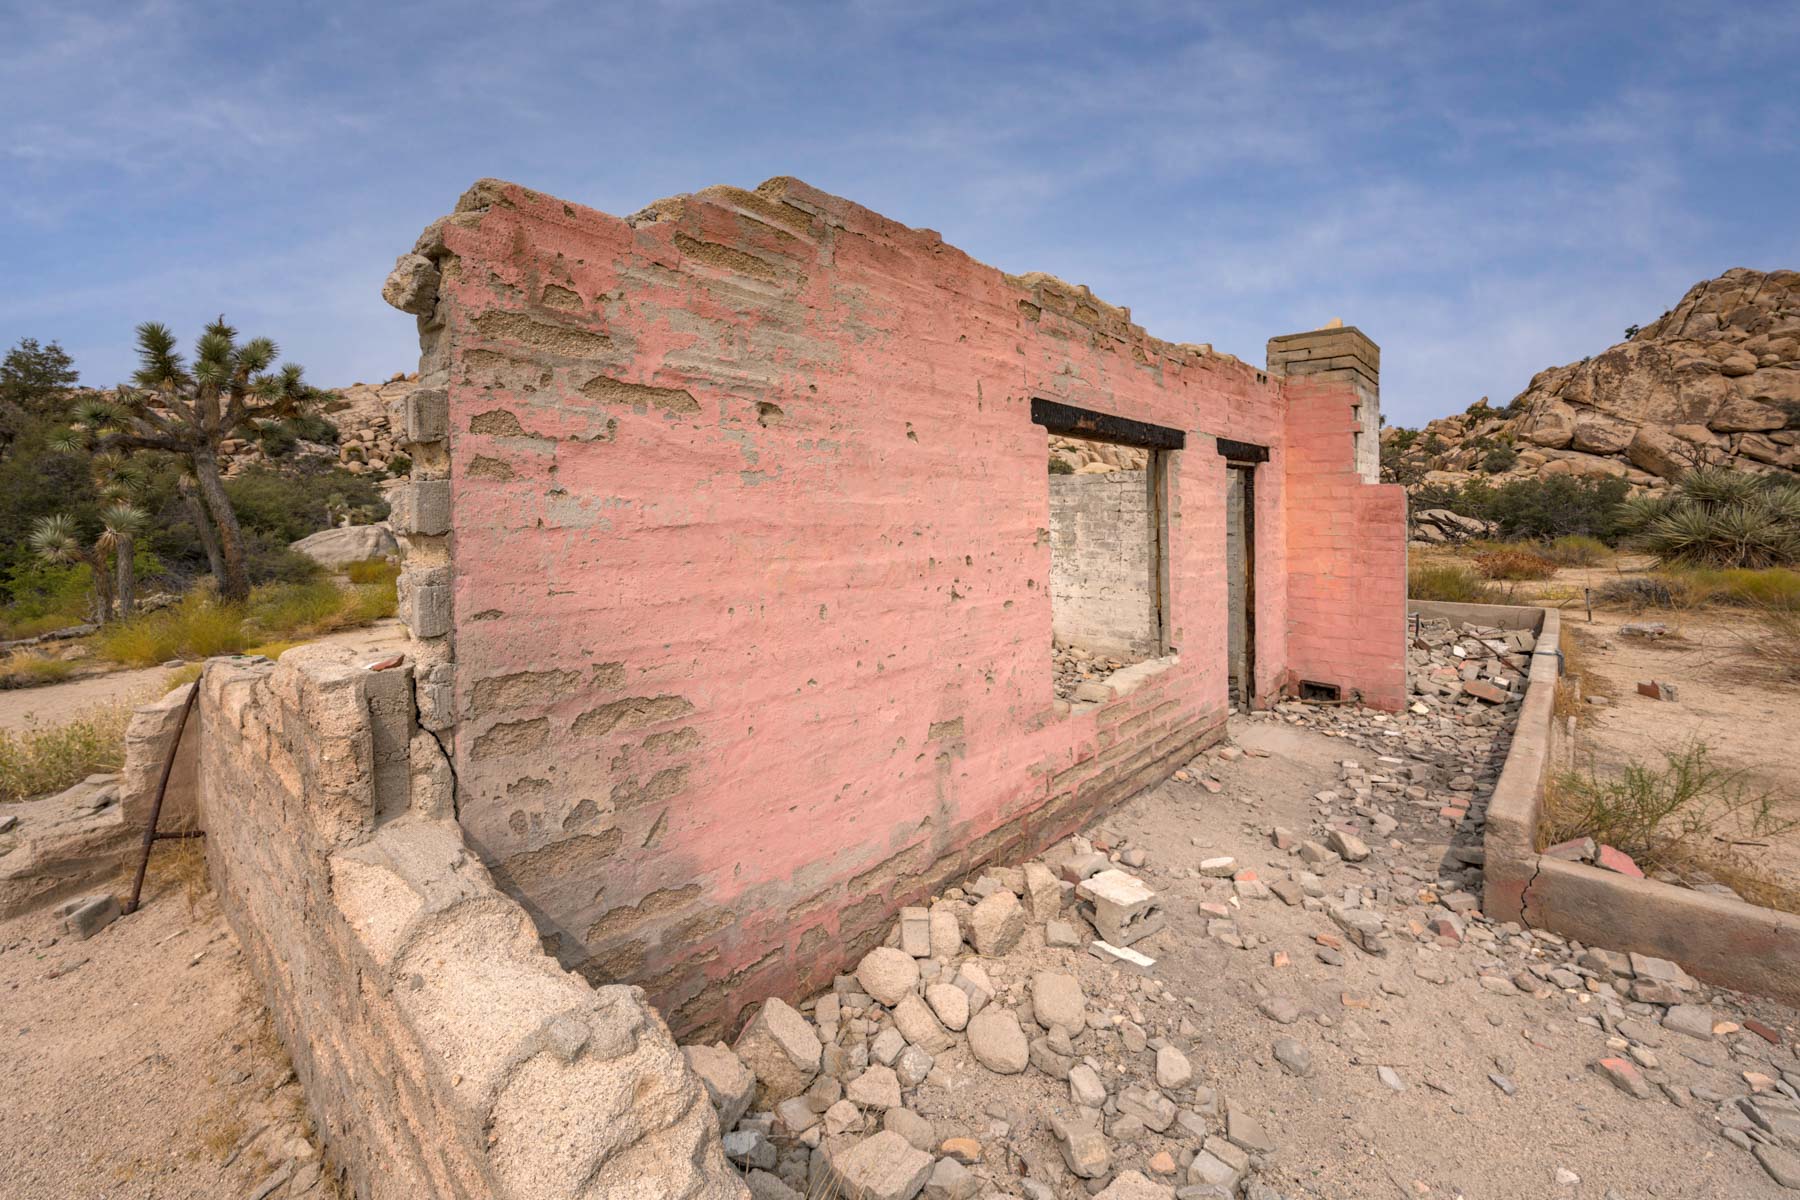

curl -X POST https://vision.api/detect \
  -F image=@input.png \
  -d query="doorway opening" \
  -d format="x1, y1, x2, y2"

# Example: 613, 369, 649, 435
1217, 438, 1267, 713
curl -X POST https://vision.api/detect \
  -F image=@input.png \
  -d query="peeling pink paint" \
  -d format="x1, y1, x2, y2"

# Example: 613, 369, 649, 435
411, 177, 1406, 1035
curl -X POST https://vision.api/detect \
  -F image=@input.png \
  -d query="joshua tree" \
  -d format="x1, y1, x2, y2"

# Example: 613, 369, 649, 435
29, 510, 146, 625
73, 319, 331, 601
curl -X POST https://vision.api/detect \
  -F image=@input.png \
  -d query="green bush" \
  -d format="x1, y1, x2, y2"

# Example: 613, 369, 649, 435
344, 559, 398, 585
1411, 476, 1630, 543
1617, 467, 1800, 568
94, 593, 253, 666
1480, 445, 1518, 474
225, 465, 389, 547
1048, 457, 1074, 475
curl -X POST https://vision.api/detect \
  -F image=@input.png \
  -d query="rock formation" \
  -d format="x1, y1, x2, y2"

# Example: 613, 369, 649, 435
1385, 268, 1800, 494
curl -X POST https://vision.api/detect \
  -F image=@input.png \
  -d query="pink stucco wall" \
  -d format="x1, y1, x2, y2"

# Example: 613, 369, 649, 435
412, 177, 1403, 1037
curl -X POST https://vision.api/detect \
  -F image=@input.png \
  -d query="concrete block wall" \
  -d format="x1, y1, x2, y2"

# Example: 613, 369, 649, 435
1282, 377, 1409, 709
381, 175, 1405, 1038
1268, 325, 1382, 483
196, 647, 744, 1200
1048, 470, 1159, 656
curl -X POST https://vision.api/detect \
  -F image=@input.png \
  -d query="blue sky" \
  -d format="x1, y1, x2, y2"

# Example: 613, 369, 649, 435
5, 1, 1797, 427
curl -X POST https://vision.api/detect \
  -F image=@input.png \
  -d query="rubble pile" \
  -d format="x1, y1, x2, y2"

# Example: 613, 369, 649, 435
685, 619, 1800, 1197
1053, 642, 1135, 704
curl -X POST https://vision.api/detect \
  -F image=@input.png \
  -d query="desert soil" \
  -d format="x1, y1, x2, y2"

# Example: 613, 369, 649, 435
1565, 610, 1800, 894
0, 866, 320, 1200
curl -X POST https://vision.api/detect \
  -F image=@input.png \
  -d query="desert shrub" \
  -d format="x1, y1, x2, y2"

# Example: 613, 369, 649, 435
95, 593, 252, 666
0, 703, 130, 802
247, 579, 346, 634
0, 651, 76, 688
1674, 566, 1800, 610
343, 559, 397, 585
1542, 534, 1611, 567
1617, 467, 1800, 568
1408, 563, 1497, 603
385, 453, 412, 476
1480, 445, 1518, 474
1541, 743, 1796, 905
1047, 457, 1073, 475
225, 465, 388, 546
1734, 607, 1800, 686
1474, 547, 1558, 580
1408, 476, 1630, 543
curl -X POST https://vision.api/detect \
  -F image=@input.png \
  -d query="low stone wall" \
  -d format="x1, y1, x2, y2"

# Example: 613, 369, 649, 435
1457, 601, 1800, 1007
197, 647, 745, 1200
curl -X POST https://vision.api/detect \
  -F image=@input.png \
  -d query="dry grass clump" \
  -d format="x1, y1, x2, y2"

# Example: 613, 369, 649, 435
1541, 742, 1798, 913
0, 702, 131, 802
1474, 547, 1558, 581
0, 650, 78, 689
1408, 562, 1499, 604
1543, 534, 1612, 567
94, 571, 398, 670
1733, 606, 1800, 687
1594, 567, 1800, 612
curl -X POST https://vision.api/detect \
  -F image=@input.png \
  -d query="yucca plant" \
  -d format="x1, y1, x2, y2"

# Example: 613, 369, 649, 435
1618, 466, 1800, 568
59, 320, 334, 601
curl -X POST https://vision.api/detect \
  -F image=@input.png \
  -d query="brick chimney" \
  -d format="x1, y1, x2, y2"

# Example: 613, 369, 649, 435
1267, 322, 1381, 483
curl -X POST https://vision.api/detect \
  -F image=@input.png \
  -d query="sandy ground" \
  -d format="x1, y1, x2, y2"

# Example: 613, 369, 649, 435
0, 621, 407, 735
0, 860, 319, 1200
1563, 610, 1800, 895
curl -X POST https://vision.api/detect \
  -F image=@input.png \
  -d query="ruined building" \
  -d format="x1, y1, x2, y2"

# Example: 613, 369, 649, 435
373, 177, 1405, 1037
185, 177, 1404, 1196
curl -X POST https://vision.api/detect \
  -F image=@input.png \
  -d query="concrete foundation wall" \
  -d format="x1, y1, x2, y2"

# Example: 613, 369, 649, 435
196, 648, 744, 1200
383, 176, 1406, 1038
1049, 470, 1158, 656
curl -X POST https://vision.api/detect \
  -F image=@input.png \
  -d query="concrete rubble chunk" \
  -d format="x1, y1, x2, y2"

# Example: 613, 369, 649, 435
1225, 1100, 1276, 1153
924, 982, 969, 1031
1594, 1056, 1651, 1099
1094, 1170, 1174, 1199
57, 893, 120, 940
951, 961, 995, 1016
1051, 1115, 1112, 1178
683, 1042, 756, 1131
1069, 1062, 1107, 1107
1030, 970, 1086, 1031
858, 946, 922, 1007
965, 1007, 1029, 1074
899, 906, 932, 957
847, 1064, 903, 1110
1090, 939, 1156, 974
1076, 868, 1164, 946
1022, 860, 1063, 919
928, 903, 963, 958
1328, 904, 1389, 955
827, 1129, 934, 1200
1326, 829, 1370, 862
922, 1156, 978, 1200
733, 996, 822, 1103
893, 994, 955, 1055
968, 889, 1027, 956
1156, 1044, 1192, 1089
883, 1108, 937, 1152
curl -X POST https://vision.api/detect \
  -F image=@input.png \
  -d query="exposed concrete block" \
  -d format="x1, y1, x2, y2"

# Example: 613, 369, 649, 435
397, 568, 452, 639
392, 479, 452, 536
58, 893, 119, 939
404, 387, 449, 444
120, 684, 198, 832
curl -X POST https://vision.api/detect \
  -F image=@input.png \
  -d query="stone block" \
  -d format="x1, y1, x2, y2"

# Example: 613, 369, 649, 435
1076, 869, 1163, 946
733, 997, 821, 1103
392, 479, 452, 537
58, 893, 119, 940
684, 1042, 755, 1131
404, 388, 449, 444
826, 1130, 933, 1200
967, 890, 1026, 956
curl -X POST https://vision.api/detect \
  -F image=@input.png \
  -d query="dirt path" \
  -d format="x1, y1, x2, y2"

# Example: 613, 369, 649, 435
0, 865, 320, 1199
0, 621, 407, 734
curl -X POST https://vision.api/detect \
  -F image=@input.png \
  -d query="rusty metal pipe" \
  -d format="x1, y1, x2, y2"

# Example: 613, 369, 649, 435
123, 674, 201, 915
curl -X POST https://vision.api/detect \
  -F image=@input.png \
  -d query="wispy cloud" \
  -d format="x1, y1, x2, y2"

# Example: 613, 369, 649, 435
2, 0, 1796, 425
